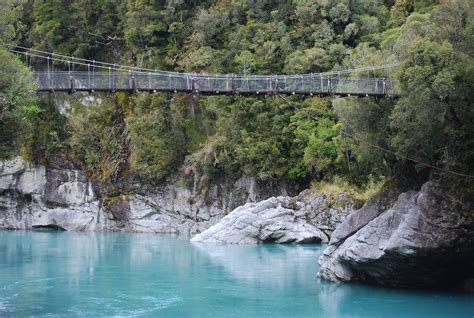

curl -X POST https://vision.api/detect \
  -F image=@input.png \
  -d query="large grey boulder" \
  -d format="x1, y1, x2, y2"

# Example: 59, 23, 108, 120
318, 181, 474, 291
191, 190, 355, 244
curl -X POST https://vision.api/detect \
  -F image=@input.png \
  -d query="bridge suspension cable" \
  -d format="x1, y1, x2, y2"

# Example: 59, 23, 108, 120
8, 45, 400, 78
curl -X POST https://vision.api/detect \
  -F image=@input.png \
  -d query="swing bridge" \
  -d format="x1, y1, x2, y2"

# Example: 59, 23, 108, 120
10, 46, 400, 98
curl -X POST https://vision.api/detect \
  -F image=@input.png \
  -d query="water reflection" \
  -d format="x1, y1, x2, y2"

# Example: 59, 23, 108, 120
192, 242, 321, 288
0, 231, 473, 317
317, 279, 474, 318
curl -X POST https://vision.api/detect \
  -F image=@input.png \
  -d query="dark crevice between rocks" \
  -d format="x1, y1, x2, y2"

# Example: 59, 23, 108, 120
296, 236, 323, 244
32, 224, 66, 231
0, 189, 33, 204
43, 200, 70, 209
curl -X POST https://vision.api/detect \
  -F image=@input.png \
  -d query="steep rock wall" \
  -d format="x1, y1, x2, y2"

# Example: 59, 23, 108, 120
0, 157, 287, 234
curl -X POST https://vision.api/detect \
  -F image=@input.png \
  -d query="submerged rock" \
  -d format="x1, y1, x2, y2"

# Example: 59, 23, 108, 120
191, 190, 355, 244
318, 181, 474, 292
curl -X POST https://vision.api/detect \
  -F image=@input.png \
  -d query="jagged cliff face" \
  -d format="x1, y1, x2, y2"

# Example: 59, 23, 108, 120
0, 157, 287, 234
0, 157, 98, 231
318, 181, 474, 292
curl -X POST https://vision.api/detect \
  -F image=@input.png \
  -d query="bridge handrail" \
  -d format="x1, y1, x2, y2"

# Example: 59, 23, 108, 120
32, 70, 397, 82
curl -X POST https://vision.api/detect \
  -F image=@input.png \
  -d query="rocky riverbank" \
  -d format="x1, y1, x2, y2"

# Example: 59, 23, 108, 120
0, 156, 355, 244
1, 152, 360, 243
0, 156, 287, 234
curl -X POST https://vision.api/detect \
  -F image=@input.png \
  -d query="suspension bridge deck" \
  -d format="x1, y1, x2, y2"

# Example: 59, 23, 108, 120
33, 71, 399, 97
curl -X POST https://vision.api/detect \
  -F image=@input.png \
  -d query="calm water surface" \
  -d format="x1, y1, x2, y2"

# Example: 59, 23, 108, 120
0, 231, 472, 317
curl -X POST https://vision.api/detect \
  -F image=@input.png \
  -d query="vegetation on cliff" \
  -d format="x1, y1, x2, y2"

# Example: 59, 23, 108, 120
0, 0, 472, 194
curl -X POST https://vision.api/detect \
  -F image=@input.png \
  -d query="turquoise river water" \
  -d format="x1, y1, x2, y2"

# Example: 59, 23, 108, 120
0, 231, 472, 317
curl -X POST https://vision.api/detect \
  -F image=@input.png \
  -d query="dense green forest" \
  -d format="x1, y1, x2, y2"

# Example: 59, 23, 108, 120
1, 0, 473, 194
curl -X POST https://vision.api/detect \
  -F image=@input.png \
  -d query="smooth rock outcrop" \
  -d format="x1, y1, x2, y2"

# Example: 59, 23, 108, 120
191, 190, 355, 244
318, 181, 474, 291
0, 157, 287, 234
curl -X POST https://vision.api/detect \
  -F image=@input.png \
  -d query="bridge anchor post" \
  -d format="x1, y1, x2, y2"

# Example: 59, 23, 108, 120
129, 71, 137, 94
231, 76, 237, 95
69, 72, 75, 94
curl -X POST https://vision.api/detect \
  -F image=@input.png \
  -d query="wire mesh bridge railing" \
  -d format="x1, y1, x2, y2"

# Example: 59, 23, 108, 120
33, 71, 399, 97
